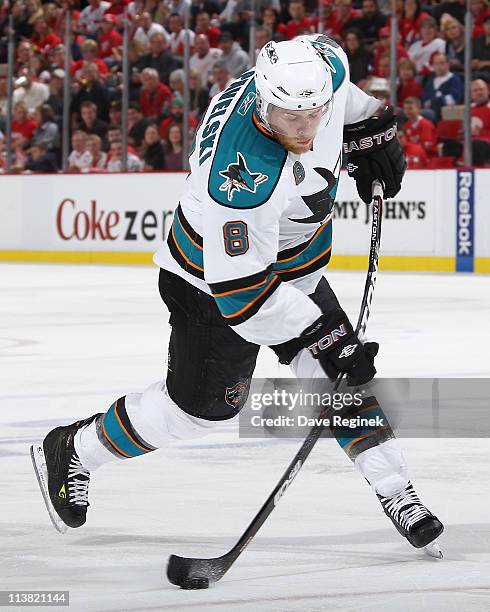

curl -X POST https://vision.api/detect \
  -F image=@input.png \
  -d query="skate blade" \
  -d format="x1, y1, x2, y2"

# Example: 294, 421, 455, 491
30, 444, 68, 535
423, 541, 443, 559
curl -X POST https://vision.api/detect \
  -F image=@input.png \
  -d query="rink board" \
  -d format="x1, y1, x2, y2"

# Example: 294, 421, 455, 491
1, 169, 489, 272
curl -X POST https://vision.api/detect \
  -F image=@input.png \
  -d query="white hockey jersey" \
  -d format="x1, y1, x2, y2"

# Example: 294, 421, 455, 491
154, 36, 380, 346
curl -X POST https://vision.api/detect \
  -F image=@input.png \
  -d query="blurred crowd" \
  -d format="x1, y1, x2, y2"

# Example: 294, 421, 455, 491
0, 0, 489, 173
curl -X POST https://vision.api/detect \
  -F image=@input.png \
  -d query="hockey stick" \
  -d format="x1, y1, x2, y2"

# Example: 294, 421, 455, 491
166, 180, 384, 588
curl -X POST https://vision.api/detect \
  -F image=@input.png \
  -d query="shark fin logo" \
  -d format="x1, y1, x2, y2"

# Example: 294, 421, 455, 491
219, 152, 268, 201
291, 167, 337, 224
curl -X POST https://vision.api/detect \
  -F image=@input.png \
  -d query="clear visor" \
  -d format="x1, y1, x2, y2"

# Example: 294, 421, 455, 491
266, 98, 333, 140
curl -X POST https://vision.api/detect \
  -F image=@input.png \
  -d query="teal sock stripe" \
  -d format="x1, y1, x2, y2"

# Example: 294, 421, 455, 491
333, 406, 387, 450
102, 401, 149, 458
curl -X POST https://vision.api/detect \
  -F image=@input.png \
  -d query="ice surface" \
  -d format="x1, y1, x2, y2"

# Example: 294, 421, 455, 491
1, 264, 489, 611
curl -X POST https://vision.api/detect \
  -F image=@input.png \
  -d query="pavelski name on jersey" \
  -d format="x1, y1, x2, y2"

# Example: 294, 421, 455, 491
199, 70, 256, 166
154, 36, 381, 346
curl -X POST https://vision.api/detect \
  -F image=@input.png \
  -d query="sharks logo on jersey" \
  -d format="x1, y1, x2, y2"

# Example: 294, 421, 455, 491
292, 167, 338, 224
219, 152, 269, 201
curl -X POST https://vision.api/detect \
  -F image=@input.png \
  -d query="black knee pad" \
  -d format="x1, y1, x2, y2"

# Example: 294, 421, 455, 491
160, 269, 260, 421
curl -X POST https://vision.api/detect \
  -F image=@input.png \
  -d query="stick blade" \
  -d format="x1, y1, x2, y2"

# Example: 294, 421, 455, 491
166, 553, 229, 586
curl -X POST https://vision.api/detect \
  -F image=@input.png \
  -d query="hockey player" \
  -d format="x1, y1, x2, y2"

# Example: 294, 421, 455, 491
32, 36, 443, 553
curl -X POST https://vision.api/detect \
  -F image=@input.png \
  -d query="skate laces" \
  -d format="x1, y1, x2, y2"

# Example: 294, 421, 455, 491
381, 483, 430, 531
67, 455, 90, 506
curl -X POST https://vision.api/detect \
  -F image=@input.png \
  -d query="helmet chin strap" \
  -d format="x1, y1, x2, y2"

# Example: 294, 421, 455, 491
253, 108, 274, 136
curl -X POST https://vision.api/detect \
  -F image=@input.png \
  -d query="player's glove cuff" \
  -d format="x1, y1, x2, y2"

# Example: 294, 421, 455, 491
301, 310, 378, 386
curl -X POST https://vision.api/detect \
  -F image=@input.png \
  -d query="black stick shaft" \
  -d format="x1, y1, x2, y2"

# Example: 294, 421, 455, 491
167, 181, 384, 584
226, 181, 384, 566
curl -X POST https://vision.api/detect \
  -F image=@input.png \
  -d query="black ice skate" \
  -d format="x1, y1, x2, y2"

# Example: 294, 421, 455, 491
30, 414, 101, 533
378, 481, 444, 558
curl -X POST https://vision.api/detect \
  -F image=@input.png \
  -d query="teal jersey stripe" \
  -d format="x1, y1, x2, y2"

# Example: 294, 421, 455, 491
333, 406, 386, 449
273, 222, 332, 273
103, 403, 148, 458
213, 272, 277, 317
172, 212, 204, 270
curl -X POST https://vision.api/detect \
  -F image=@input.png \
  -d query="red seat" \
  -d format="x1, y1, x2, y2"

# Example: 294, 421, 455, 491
436, 120, 463, 141
427, 156, 456, 169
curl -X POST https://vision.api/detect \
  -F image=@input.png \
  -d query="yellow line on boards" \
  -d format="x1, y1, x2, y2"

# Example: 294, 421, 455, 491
0, 250, 154, 265
474, 258, 490, 273
329, 255, 456, 272
0, 251, 478, 274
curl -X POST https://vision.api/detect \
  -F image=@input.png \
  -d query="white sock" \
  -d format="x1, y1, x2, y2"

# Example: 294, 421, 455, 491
74, 419, 116, 472
354, 438, 409, 497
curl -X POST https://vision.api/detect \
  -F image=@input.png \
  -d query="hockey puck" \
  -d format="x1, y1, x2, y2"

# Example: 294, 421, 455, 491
180, 577, 209, 590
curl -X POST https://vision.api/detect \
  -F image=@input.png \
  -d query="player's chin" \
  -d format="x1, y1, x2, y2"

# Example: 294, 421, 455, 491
274, 133, 312, 154
289, 144, 312, 154
284, 140, 312, 154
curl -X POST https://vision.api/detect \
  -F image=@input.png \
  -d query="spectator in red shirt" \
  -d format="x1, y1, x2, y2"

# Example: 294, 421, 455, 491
30, 15, 62, 56
470, 0, 489, 38
403, 96, 437, 157
195, 11, 221, 48
398, 126, 429, 169
159, 97, 197, 142
139, 67, 173, 120
97, 14, 123, 60
335, 0, 362, 36
316, 1, 342, 39
105, 0, 129, 19
277, 1, 314, 40
11, 101, 38, 145
43, 2, 62, 33
399, 0, 431, 46
71, 40, 109, 79
471, 78, 490, 143
470, 78, 490, 164
375, 52, 392, 79
50, 7, 82, 42
438, 78, 490, 165
397, 58, 423, 105
372, 27, 407, 75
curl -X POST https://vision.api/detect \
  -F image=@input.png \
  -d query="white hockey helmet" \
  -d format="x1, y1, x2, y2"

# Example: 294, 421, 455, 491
255, 38, 334, 139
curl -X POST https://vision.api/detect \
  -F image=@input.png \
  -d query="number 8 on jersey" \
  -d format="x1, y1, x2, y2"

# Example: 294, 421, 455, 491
223, 221, 249, 257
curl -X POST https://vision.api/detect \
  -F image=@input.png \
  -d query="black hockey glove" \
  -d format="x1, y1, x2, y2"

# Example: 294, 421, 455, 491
301, 310, 378, 386
343, 106, 406, 204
